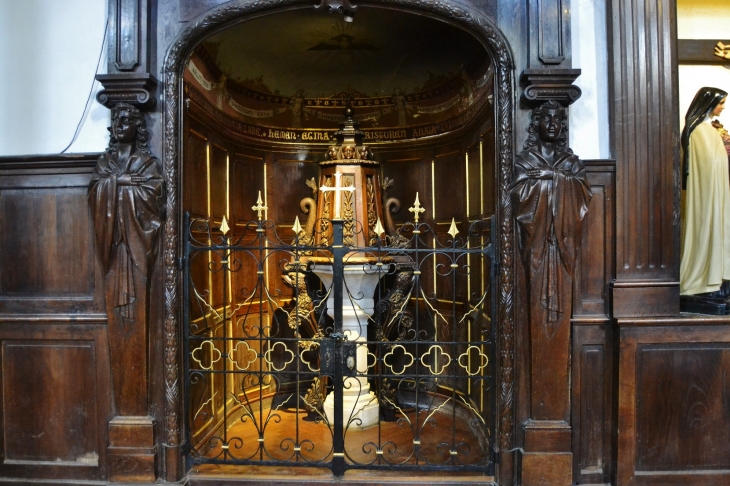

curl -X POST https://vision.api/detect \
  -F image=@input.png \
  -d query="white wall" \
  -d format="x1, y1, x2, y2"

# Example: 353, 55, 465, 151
677, 0, 730, 39
0, 0, 108, 156
677, 0, 730, 130
569, 0, 610, 159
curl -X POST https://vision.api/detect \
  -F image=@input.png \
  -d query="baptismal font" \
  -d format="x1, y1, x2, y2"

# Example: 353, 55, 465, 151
288, 105, 403, 429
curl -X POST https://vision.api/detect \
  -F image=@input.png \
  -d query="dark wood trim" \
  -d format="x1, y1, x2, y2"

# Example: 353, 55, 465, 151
678, 39, 730, 64
616, 315, 730, 327
0, 153, 100, 170
0, 315, 108, 322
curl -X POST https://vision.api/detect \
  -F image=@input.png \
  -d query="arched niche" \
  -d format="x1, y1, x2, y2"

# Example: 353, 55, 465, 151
161, 0, 515, 478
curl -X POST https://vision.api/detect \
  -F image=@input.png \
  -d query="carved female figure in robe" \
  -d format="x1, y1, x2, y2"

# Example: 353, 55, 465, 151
512, 100, 592, 335
88, 102, 164, 415
680, 87, 730, 309
511, 100, 591, 419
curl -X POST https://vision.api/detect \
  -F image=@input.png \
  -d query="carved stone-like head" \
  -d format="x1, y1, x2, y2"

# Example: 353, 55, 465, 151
537, 105, 562, 142
109, 103, 149, 151
525, 100, 569, 151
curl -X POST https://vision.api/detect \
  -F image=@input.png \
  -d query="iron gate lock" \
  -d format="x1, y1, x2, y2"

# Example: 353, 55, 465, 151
319, 334, 358, 377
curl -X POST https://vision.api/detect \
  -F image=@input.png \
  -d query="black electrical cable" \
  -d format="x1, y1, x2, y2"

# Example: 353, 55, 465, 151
60, 17, 109, 154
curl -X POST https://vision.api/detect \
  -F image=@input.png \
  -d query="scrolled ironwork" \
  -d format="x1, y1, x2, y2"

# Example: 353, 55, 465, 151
183, 212, 496, 474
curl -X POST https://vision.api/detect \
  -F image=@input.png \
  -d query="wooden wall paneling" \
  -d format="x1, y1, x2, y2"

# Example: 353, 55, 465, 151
208, 248, 226, 313
433, 147, 466, 305
264, 152, 319, 305
211, 319, 225, 428
608, 0, 680, 317
0, 158, 105, 316
265, 153, 319, 227
381, 149, 435, 312
229, 150, 266, 331
574, 160, 615, 317
0, 320, 111, 481
617, 320, 730, 485
465, 141, 486, 310
184, 120, 210, 220
481, 128, 496, 218
206, 142, 228, 312
208, 139, 229, 431
188, 238, 212, 324
467, 141, 482, 219
571, 320, 614, 485
209, 143, 228, 222
230, 151, 265, 228
432, 147, 465, 223
380, 150, 431, 225
0, 187, 90, 296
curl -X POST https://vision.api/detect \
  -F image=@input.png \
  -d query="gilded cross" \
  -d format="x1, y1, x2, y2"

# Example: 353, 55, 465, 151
252, 191, 267, 220
320, 172, 355, 219
409, 192, 426, 223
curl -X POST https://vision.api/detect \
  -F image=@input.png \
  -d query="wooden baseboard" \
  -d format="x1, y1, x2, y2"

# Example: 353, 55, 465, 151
520, 452, 572, 486
107, 416, 157, 483
611, 281, 679, 317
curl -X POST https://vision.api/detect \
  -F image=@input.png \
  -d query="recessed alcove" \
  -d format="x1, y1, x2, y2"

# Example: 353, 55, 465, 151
179, 5, 499, 479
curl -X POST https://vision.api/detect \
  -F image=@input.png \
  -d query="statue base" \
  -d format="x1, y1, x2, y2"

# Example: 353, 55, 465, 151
680, 294, 730, 315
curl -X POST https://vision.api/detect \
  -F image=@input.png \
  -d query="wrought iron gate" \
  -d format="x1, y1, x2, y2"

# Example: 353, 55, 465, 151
183, 209, 497, 476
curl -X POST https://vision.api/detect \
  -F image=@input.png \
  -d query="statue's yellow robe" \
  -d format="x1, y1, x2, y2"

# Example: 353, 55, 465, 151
680, 121, 730, 295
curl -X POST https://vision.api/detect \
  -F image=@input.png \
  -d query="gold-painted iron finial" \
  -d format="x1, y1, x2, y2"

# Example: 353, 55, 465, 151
447, 218, 459, 238
374, 218, 385, 237
220, 216, 230, 236
292, 216, 303, 235
252, 191, 267, 220
409, 192, 426, 223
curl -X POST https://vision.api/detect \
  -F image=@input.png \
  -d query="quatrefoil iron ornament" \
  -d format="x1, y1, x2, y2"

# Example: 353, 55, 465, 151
191, 340, 222, 371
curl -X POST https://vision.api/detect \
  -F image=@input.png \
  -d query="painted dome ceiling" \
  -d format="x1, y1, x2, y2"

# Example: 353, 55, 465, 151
184, 7, 493, 144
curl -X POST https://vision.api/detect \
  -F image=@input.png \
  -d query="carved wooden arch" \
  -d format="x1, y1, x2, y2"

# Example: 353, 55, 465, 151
160, 0, 516, 465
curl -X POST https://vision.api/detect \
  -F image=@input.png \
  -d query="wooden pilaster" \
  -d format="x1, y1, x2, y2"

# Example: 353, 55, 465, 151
608, 0, 680, 317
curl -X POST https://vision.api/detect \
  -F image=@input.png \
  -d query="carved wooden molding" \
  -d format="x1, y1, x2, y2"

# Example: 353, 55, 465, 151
109, 0, 149, 72
96, 73, 157, 110
521, 68, 582, 106
160, 0, 516, 480
538, 0, 565, 64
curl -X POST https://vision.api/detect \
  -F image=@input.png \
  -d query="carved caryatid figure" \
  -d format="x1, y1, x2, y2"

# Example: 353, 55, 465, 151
88, 102, 164, 416
512, 100, 591, 334
511, 100, 591, 419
